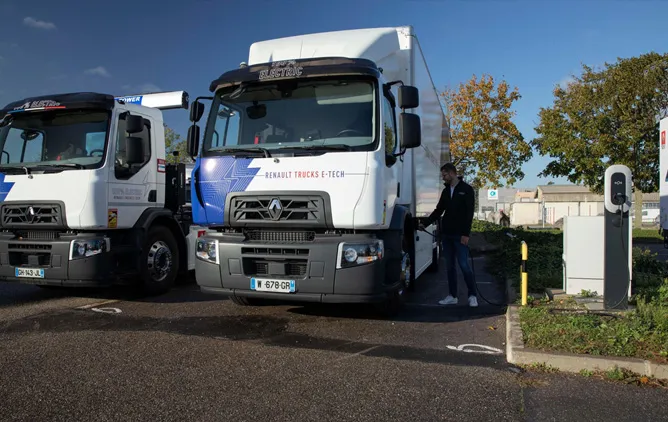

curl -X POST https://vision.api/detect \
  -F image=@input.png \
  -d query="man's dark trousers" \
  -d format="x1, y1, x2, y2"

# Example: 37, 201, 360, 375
441, 235, 476, 298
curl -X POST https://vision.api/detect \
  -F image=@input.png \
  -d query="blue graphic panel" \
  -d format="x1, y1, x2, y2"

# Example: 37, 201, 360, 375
0, 174, 15, 202
193, 157, 260, 225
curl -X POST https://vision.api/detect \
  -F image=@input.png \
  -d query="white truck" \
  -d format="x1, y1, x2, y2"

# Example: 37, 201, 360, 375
0, 91, 200, 294
187, 26, 450, 315
660, 116, 668, 245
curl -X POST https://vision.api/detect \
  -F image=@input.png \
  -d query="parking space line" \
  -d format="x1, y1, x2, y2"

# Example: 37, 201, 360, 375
76, 299, 120, 310
333, 345, 380, 362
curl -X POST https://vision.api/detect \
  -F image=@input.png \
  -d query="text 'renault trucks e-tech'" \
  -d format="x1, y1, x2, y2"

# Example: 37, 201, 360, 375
188, 26, 451, 315
0, 91, 204, 294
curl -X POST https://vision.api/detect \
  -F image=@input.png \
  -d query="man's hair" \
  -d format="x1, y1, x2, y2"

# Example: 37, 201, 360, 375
440, 163, 457, 174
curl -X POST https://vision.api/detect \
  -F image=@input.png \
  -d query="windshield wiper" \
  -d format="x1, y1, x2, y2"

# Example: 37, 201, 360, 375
208, 147, 271, 158
42, 163, 86, 169
278, 144, 352, 152
0, 166, 30, 175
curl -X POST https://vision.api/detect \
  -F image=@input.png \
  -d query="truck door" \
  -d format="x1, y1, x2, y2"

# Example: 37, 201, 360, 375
108, 111, 157, 228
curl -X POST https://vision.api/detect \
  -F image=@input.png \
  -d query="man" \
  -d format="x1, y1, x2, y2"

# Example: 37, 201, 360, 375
419, 163, 478, 307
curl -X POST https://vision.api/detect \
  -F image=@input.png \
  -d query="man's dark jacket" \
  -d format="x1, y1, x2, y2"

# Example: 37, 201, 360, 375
424, 180, 475, 238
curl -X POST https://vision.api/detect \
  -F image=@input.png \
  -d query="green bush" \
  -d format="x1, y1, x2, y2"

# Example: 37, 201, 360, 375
472, 221, 563, 291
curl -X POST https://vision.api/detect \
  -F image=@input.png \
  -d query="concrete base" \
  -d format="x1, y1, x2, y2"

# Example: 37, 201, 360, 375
506, 305, 668, 380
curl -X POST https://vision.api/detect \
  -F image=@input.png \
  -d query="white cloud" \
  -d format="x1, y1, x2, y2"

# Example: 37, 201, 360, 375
558, 75, 575, 90
23, 17, 57, 30
84, 66, 111, 78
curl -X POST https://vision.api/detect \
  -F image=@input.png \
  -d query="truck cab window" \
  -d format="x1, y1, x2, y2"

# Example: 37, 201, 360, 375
1, 129, 45, 164
115, 115, 151, 180
382, 96, 397, 155
212, 107, 241, 148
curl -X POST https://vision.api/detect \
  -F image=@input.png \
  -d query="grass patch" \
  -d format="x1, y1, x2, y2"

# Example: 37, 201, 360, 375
519, 259, 668, 364
633, 228, 663, 244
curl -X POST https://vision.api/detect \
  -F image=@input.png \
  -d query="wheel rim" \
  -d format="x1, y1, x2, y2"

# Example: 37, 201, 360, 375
147, 240, 173, 282
400, 250, 411, 293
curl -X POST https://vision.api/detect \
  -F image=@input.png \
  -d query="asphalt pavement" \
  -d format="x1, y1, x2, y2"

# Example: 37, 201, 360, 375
0, 257, 666, 422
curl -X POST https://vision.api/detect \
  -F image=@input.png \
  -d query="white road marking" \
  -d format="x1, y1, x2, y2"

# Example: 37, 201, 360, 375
446, 343, 504, 355
76, 300, 120, 310
90, 307, 122, 314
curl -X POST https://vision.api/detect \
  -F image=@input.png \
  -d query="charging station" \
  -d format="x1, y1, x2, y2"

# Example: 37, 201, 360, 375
603, 164, 633, 310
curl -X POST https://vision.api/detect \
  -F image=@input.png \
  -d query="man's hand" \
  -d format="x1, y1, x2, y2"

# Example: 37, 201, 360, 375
460, 236, 469, 246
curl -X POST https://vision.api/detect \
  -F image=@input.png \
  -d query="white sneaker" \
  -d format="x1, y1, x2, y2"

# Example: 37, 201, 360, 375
438, 295, 458, 305
468, 296, 478, 307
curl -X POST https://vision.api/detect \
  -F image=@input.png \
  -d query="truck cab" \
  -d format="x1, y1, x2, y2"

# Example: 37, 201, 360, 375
0, 91, 196, 294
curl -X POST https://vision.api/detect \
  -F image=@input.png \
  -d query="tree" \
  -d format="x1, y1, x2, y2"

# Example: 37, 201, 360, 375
441, 74, 532, 188
532, 52, 668, 227
164, 124, 192, 165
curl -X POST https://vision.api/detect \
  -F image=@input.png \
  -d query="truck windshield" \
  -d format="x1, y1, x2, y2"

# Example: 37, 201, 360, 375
0, 110, 110, 169
202, 79, 376, 155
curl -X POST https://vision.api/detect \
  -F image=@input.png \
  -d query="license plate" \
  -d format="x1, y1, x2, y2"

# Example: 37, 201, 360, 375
250, 278, 295, 293
15, 267, 45, 278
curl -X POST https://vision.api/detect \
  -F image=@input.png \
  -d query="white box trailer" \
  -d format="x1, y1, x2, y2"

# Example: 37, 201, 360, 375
187, 26, 451, 315
660, 116, 668, 244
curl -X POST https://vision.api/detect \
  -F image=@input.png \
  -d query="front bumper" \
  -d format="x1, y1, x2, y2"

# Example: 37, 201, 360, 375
195, 232, 393, 304
0, 232, 113, 287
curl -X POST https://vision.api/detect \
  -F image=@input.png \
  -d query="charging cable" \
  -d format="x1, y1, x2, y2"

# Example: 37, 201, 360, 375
606, 194, 632, 309
416, 226, 506, 307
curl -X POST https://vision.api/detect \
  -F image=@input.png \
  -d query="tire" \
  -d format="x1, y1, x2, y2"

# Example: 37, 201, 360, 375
403, 230, 417, 292
139, 225, 179, 296
375, 229, 413, 317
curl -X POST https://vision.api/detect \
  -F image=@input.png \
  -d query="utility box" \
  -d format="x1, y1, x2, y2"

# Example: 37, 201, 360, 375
563, 215, 632, 297
563, 216, 605, 295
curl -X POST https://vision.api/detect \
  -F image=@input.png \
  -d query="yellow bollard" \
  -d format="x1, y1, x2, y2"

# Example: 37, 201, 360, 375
521, 241, 528, 306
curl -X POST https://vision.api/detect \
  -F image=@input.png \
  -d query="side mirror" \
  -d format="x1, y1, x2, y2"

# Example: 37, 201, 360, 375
126, 115, 144, 134
190, 101, 205, 123
187, 125, 200, 158
125, 136, 144, 164
400, 113, 421, 149
398, 86, 419, 109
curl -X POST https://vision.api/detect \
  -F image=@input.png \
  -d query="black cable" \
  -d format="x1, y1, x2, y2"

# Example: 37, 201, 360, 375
416, 227, 506, 307
606, 200, 632, 310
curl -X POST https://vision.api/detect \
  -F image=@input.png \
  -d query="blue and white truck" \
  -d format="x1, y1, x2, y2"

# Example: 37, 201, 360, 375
188, 26, 450, 314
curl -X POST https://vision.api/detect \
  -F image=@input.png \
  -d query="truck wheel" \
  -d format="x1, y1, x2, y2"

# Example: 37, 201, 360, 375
403, 230, 417, 291
375, 231, 412, 317
140, 226, 179, 296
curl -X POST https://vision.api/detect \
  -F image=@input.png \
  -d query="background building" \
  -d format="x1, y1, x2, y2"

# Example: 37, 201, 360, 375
477, 184, 660, 227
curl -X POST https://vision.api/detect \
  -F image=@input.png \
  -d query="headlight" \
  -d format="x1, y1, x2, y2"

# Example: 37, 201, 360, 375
336, 240, 384, 269
69, 238, 109, 260
196, 238, 219, 264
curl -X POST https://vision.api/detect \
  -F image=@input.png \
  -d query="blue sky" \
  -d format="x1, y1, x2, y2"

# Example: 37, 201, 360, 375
1, 0, 666, 188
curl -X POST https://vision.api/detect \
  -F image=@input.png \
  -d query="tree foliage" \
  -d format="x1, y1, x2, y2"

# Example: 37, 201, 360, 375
441, 74, 532, 188
164, 124, 192, 164
533, 52, 668, 227
533, 53, 668, 192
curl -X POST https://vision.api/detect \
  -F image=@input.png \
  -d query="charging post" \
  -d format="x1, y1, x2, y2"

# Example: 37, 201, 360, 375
603, 164, 633, 310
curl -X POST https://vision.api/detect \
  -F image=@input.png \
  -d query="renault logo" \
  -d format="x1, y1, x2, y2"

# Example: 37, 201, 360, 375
267, 198, 282, 220
27, 206, 37, 224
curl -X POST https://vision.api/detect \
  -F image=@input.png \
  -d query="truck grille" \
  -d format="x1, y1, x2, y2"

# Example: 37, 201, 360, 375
229, 194, 327, 227
1, 204, 63, 228
243, 230, 316, 243
8, 243, 52, 267
241, 247, 309, 278
243, 258, 308, 278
